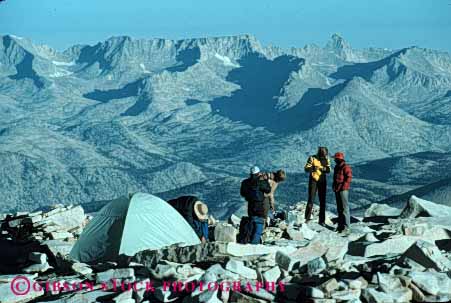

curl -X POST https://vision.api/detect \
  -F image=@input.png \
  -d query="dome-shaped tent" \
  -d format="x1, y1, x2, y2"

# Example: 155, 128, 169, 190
70, 193, 201, 263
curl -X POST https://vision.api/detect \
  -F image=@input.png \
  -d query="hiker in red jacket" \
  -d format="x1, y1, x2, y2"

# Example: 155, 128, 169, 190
332, 152, 352, 233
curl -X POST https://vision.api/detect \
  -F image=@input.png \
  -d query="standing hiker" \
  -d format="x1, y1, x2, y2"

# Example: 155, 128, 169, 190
304, 147, 331, 225
240, 166, 272, 244
332, 152, 353, 233
167, 196, 209, 243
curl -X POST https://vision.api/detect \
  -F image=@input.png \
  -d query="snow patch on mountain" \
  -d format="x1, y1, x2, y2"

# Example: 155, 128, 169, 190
52, 60, 76, 66
214, 53, 240, 68
9, 34, 24, 40
140, 63, 151, 74
49, 70, 73, 78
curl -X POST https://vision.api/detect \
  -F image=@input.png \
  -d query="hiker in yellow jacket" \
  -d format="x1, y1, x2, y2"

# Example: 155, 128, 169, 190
304, 147, 331, 225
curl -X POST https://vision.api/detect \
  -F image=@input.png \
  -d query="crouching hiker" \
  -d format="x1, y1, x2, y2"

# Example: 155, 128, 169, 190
167, 196, 209, 243
263, 169, 287, 217
332, 152, 353, 233
240, 166, 271, 244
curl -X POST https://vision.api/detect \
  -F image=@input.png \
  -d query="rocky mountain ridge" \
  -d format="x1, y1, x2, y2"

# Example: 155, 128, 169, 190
1, 33, 451, 217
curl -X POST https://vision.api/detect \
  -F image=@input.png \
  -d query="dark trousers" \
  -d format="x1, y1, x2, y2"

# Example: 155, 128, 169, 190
335, 190, 350, 229
305, 179, 327, 223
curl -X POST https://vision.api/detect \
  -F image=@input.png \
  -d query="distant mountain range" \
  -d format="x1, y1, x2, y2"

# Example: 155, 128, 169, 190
1, 33, 451, 218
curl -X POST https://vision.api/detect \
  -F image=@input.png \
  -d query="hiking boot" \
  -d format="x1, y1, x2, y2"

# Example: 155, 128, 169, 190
337, 226, 350, 235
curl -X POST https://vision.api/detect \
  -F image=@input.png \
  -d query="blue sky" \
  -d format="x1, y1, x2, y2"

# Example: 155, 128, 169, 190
1, 0, 450, 51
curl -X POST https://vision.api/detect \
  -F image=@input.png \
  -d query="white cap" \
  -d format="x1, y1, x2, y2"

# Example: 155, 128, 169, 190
250, 166, 260, 175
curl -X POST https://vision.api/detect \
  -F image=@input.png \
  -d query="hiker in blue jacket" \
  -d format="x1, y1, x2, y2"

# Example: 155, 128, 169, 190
240, 166, 272, 244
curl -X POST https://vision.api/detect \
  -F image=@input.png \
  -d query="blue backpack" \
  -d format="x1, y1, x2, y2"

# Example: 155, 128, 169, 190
238, 216, 253, 244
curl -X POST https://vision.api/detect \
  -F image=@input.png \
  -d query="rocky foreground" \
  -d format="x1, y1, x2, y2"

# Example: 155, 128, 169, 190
1, 196, 451, 303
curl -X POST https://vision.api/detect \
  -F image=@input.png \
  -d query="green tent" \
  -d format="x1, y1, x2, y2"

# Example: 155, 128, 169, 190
70, 193, 201, 263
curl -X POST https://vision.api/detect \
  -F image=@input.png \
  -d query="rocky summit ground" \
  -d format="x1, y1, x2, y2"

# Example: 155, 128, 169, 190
1, 195, 451, 303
